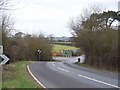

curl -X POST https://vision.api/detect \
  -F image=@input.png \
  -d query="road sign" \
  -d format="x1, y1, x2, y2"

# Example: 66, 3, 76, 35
0, 45, 3, 55
0, 54, 9, 64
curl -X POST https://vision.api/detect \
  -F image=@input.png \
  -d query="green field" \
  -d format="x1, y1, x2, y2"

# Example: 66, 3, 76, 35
53, 42, 71, 44
2, 61, 42, 88
52, 44, 79, 52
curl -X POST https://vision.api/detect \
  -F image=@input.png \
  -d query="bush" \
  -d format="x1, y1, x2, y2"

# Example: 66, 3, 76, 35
74, 29, 118, 71
3, 34, 52, 62
70, 10, 118, 71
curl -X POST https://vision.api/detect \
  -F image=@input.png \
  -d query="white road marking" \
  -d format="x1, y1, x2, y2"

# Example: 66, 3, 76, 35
52, 63, 69, 72
57, 67, 70, 72
52, 63, 55, 67
52, 62, 119, 88
27, 65, 46, 88
78, 74, 120, 88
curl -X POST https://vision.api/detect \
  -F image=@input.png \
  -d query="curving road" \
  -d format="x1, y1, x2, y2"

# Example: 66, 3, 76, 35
28, 57, 119, 88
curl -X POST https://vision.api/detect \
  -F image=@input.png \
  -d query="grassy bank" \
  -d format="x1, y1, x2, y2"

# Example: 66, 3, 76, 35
74, 62, 87, 67
2, 61, 42, 88
52, 44, 78, 52
75, 62, 118, 73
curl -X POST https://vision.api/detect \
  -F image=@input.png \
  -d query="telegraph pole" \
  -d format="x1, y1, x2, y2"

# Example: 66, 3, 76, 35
118, 1, 120, 30
0, 14, 3, 61
0, 13, 9, 65
0, 12, 2, 90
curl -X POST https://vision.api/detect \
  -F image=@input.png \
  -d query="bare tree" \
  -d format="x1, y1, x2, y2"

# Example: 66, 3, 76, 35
0, 0, 15, 57
0, 0, 20, 10
47, 34, 54, 43
0, 0, 8, 10
1, 14, 14, 36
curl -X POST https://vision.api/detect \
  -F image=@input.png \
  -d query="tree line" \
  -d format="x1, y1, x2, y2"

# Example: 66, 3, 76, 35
4, 32, 52, 61
70, 7, 119, 71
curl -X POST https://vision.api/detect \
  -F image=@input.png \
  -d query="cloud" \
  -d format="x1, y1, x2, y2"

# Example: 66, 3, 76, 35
12, 0, 119, 36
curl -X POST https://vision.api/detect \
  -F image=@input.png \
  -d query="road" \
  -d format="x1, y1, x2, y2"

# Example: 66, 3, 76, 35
28, 57, 119, 89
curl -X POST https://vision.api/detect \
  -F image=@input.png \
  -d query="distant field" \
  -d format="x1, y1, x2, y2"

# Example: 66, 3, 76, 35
53, 42, 73, 46
53, 42, 71, 44
52, 44, 79, 52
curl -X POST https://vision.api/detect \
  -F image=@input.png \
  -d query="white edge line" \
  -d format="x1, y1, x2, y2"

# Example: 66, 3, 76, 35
78, 74, 120, 88
27, 65, 46, 88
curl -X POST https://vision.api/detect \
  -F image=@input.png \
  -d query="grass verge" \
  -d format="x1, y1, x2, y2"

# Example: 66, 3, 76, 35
2, 61, 42, 88
74, 62, 87, 67
74, 62, 118, 73
74, 62, 105, 70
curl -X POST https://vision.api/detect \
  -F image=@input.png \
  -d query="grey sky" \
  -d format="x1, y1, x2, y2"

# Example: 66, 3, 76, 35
12, 0, 119, 37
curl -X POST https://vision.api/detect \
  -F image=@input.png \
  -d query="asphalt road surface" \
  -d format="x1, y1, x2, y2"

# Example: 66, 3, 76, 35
29, 57, 119, 89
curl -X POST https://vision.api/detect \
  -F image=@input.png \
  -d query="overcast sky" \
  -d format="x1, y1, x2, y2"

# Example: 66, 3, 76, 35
11, 0, 119, 37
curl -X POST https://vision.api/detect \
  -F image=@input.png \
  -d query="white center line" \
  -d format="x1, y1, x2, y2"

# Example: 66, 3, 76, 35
57, 67, 70, 72
52, 62, 119, 88
78, 74, 120, 88
52, 63, 55, 67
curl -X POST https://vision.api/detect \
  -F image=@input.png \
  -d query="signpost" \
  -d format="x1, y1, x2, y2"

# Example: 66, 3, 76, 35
118, 1, 120, 30
0, 28, 3, 63
0, 29, 2, 45
38, 50, 41, 61
0, 23, 2, 90
0, 24, 9, 65
0, 65, 2, 90
0, 45, 3, 55
11, 45, 18, 61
